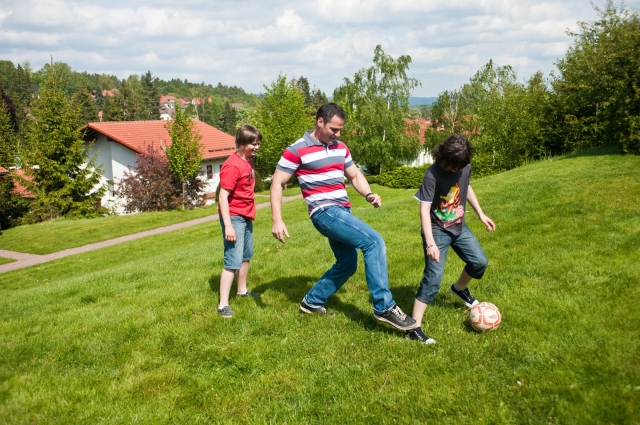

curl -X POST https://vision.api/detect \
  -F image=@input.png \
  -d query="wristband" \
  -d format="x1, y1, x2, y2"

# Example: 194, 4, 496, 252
427, 244, 435, 249
365, 192, 374, 201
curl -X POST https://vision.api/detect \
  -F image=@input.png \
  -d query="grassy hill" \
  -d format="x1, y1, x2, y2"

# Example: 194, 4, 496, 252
0, 149, 638, 423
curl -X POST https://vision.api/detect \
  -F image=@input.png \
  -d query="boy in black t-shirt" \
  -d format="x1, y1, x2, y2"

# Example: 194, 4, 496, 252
408, 134, 496, 344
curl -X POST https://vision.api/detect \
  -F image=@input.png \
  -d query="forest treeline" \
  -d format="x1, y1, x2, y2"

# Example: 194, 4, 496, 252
423, 1, 640, 177
0, 0, 638, 228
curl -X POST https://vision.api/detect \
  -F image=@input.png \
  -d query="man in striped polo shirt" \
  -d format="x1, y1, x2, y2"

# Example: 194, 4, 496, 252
270, 103, 417, 332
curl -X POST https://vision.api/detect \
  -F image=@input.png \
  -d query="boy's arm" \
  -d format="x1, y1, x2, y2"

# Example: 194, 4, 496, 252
219, 188, 236, 242
467, 186, 496, 231
270, 169, 293, 243
420, 202, 440, 263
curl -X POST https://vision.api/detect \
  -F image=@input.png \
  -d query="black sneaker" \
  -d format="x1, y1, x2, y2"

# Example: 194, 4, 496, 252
406, 327, 436, 345
238, 290, 262, 297
373, 304, 417, 331
300, 300, 335, 316
450, 284, 479, 308
217, 305, 233, 318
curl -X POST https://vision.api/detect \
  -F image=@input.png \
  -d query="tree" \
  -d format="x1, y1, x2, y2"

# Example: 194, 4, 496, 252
0, 96, 18, 168
333, 45, 422, 174
0, 172, 31, 229
550, 0, 640, 154
71, 84, 99, 124
294, 76, 312, 107
249, 74, 314, 176
311, 88, 328, 111
428, 61, 549, 176
140, 71, 160, 120
165, 105, 204, 209
20, 63, 106, 221
217, 100, 237, 135
101, 94, 122, 122
116, 145, 181, 212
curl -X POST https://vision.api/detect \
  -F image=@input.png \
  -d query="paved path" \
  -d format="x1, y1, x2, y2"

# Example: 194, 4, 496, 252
0, 195, 302, 274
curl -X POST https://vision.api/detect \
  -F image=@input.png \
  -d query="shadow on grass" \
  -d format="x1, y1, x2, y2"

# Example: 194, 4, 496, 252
557, 144, 622, 160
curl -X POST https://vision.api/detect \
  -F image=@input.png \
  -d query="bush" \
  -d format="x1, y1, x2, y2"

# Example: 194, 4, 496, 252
115, 146, 205, 212
375, 165, 430, 189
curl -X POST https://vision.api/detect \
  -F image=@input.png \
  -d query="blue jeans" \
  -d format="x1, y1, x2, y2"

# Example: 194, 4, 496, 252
306, 205, 395, 314
416, 225, 488, 304
219, 216, 254, 270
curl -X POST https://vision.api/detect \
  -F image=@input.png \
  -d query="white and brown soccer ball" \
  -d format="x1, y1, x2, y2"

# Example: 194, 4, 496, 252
469, 302, 502, 332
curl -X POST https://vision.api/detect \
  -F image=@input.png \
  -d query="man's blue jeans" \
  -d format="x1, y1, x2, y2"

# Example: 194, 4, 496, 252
305, 205, 395, 314
416, 225, 488, 304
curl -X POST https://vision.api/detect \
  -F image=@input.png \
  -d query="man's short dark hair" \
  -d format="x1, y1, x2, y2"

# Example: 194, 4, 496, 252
316, 103, 346, 124
432, 134, 474, 170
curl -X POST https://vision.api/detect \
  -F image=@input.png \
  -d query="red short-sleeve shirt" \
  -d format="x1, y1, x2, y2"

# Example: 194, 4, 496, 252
217, 153, 256, 219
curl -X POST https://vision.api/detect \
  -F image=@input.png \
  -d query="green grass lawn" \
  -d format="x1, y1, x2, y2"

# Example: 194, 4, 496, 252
1, 150, 639, 424
0, 257, 15, 265
0, 206, 222, 255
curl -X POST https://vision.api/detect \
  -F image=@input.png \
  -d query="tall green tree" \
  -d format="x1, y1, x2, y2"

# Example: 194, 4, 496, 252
217, 100, 238, 135
333, 45, 422, 174
21, 64, 106, 220
71, 84, 99, 124
165, 105, 203, 209
101, 94, 122, 121
249, 75, 314, 176
294, 76, 312, 107
550, 0, 640, 154
0, 98, 18, 168
141, 71, 160, 120
428, 61, 549, 176
311, 88, 328, 111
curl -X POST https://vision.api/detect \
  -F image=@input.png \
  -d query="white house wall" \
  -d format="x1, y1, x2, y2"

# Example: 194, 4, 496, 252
87, 136, 225, 211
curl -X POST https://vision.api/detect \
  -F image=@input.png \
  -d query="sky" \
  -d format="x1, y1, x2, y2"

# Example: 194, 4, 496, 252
0, 0, 638, 97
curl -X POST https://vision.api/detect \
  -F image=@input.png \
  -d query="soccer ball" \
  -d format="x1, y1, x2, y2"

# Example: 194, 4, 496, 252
469, 302, 501, 332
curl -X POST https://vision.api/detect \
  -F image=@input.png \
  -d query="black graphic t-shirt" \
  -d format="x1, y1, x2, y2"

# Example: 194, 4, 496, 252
414, 163, 471, 236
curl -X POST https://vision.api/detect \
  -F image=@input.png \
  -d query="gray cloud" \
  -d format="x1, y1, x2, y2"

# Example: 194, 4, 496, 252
0, 0, 637, 96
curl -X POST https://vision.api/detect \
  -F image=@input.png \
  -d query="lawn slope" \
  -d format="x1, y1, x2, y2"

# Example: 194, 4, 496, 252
0, 149, 638, 424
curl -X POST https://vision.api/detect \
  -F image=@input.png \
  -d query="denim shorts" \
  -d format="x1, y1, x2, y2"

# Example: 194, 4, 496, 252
416, 225, 488, 304
220, 215, 254, 270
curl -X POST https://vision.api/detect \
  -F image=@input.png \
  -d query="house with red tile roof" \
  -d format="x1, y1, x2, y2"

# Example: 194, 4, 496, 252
405, 118, 434, 167
83, 120, 236, 211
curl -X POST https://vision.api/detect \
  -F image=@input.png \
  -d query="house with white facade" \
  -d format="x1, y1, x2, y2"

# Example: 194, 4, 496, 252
83, 120, 236, 211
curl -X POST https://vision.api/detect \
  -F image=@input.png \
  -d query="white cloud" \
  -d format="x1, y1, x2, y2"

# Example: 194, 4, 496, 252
0, 0, 639, 95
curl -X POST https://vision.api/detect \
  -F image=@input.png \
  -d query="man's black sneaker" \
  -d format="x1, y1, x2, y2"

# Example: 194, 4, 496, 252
373, 304, 417, 331
450, 284, 479, 308
300, 300, 335, 316
406, 327, 436, 345
238, 290, 262, 297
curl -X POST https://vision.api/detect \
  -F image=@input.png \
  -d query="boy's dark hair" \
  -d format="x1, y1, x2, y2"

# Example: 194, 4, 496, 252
235, 124, 262, 148
316, 103, 346, 124
432, 134, 474, 170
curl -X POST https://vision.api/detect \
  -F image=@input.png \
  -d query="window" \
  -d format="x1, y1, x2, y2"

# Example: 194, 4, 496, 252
207, 165, 213, 179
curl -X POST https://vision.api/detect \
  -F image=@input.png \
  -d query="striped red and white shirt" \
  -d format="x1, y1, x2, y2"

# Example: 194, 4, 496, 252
276, 131, 354, 215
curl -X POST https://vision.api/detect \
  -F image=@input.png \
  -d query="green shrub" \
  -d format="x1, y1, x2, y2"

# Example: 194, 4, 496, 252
376, 165, 430, 189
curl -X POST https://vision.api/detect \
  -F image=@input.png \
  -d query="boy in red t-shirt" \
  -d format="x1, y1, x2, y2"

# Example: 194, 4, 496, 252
217, 125, 262, 318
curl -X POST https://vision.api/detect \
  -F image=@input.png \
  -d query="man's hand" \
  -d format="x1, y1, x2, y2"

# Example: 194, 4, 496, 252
224, 226, 236, 242
272, 220, 290, 243
366, 193, 381, 208
478, 213, 496, 232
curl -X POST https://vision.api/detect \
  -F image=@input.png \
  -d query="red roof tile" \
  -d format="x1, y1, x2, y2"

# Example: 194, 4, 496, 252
83, 120, 236, 159
10, 168, 35, 198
